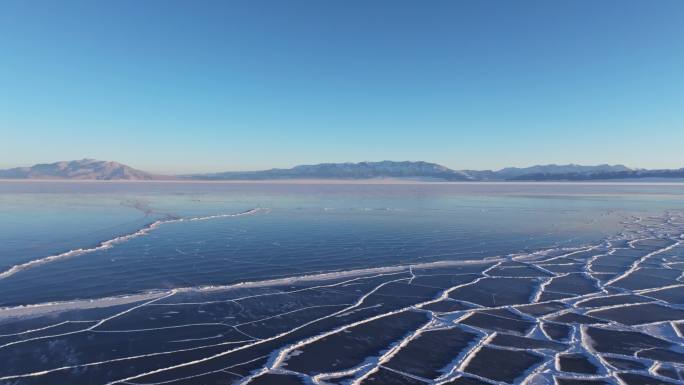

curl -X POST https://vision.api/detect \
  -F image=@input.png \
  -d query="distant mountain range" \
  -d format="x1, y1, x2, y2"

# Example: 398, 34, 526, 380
190, 161, 473, 181
187, 162, 684, 181
1, 159, 683, 181
0, 159, 157, 180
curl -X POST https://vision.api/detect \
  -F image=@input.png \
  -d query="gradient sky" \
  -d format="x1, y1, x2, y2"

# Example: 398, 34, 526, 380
1, 1, 683, 173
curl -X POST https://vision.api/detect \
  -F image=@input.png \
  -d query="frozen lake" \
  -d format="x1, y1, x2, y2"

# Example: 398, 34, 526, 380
0, 181, 683, 384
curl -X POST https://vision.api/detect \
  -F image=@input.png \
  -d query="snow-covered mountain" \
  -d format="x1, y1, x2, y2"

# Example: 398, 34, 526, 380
191, 161, 474, 181
2, 160, 682, 181
485, 164, 633, 180
0, 159, 159, 180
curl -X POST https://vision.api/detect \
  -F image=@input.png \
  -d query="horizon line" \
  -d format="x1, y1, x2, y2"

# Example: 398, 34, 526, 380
2, 158, 676, 176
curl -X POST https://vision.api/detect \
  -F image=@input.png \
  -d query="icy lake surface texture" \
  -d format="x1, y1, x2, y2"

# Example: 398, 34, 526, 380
1, 181, 683, 385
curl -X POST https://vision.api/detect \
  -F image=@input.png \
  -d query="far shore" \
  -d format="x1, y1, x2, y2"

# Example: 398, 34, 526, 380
1, 178, 684, 186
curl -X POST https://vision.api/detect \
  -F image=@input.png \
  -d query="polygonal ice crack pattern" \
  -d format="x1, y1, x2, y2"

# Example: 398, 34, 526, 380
0, 212, 683, 385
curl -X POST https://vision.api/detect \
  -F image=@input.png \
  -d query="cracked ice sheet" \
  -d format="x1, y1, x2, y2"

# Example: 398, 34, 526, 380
1, 212, 684, 385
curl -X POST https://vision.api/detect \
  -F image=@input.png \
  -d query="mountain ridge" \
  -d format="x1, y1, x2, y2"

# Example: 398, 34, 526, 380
1, 159, 683, 181
192, 161, 474, 181
0, 159, 159, 180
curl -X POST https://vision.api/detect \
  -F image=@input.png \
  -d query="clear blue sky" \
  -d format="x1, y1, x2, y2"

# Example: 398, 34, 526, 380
1, 1, 683, 173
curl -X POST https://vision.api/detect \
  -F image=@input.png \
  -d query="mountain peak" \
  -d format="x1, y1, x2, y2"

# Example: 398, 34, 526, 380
0, 159, 157, 180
